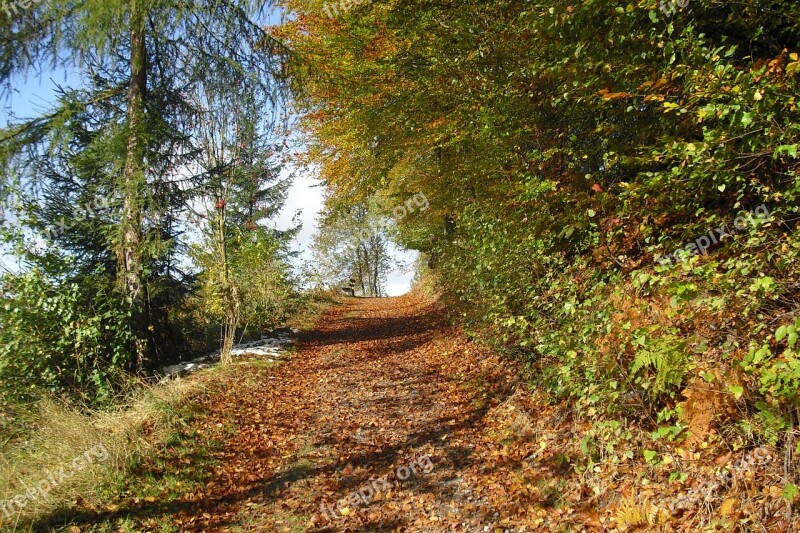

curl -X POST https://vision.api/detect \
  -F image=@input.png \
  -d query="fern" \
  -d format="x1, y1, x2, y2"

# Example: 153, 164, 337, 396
614, 497, 671, 529
630, 335, 688, 400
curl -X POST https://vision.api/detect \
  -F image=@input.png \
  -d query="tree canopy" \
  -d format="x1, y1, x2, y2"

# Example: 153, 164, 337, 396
279, 0, 800, 435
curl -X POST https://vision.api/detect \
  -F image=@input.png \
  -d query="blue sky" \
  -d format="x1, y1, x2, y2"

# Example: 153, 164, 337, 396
1, 70, 82, 126
2, 71, 417, 295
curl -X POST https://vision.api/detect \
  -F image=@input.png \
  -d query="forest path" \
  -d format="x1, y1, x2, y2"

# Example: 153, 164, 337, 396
112, 293, 589, 532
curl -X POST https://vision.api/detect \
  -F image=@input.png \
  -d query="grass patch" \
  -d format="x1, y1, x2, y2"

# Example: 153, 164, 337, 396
52, 406, 224, 532
0, 322, 293, 532
268, 509, 309, 533
15, 356, 289, 532
285, 290, 338, 332
0, 378, 201, 532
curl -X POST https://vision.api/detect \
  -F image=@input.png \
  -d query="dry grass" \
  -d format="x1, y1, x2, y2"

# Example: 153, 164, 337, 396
285, 290, 339, 331
0, 377, 201, 531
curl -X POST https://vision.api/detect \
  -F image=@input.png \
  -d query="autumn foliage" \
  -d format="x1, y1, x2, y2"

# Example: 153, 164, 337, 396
278, 0, 800, 527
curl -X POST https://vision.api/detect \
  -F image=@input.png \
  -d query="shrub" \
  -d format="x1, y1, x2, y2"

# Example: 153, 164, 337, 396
0, 268, 133, 407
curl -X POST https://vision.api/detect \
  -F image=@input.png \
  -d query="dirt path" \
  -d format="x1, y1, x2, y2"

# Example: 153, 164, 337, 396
40, 292, 800, 532
167, 292, 551, 532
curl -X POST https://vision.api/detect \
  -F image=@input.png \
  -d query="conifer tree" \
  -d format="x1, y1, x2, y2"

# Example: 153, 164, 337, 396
0, 0, 288, 370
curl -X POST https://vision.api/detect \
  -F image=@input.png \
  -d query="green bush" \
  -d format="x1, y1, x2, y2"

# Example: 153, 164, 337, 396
0, 268, 133, 407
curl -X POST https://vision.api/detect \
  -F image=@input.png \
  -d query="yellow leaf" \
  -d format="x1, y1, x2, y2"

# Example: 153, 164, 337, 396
754, 90, 763, 101
719, 498, 738, 516
769, 485, 784, 498
340, 507, 352, 516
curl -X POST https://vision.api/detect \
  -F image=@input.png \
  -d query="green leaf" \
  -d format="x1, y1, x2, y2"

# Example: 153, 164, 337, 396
789, 331, 798, 348
643, 450, 658, 464
728, 385, 744, 400
782, 483, 799, 503
581, 434, 591, 455
776, 326, 788, 342
699, 371, 715, 383
775, 145, 798, 159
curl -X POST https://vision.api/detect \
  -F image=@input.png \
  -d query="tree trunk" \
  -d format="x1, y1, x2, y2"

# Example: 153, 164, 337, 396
119, 0, 149, 372
357, 247, 366, 296
372, 237, 380, 297
217, 201, 239, 366
359, 243, 370, 296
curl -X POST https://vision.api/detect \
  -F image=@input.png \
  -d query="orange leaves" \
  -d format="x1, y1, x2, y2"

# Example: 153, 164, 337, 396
66, 295, 800, 531
598, 88, 632, 101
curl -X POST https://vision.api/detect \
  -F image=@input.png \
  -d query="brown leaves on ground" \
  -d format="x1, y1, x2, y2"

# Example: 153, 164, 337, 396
174, 292, 533, 531
73, 293, 796, 532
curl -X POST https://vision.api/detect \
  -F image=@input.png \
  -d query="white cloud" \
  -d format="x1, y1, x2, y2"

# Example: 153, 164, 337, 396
272, 167, 326, 257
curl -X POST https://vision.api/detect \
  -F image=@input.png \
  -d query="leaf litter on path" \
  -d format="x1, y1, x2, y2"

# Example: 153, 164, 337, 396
66, 294, 795, 532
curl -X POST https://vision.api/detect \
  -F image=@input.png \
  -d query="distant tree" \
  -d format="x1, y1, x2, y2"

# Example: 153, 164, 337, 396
309, 200, 392, 298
